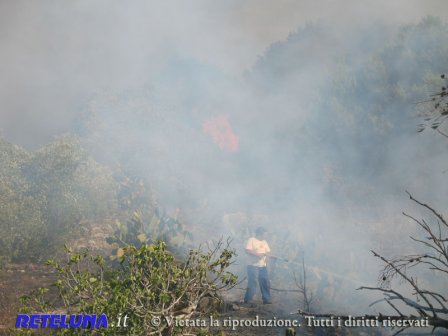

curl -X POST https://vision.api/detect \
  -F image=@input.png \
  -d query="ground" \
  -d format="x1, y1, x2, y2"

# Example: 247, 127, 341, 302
0, 262, 57, 335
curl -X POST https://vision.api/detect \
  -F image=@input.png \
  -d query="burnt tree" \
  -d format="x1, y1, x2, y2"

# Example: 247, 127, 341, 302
359, 192, 448, 334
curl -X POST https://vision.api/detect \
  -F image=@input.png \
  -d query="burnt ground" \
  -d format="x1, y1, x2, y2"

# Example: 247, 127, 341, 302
0, 263, 58, 335
0, 219, 113, 335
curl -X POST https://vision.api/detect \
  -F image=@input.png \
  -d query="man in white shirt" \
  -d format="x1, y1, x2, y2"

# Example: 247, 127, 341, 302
244, 227, 272, 304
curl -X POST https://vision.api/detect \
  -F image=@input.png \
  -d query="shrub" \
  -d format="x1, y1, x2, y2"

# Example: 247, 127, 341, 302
0, 136, 117, 263
18, 240, 237, 335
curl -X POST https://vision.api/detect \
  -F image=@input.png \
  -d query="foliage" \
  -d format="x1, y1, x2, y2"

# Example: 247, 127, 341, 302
108, 207, 194, 263
0, 135, 117, 263
23, 135, 117, 234
0, 138, 46, 264
309, 17, 448, 178
17, 240, 237, 335
115, 172, 156, 215
249, 17, 448, 208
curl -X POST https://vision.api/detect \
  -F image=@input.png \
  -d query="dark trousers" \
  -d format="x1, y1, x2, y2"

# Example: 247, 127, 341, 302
244, 265, 271, 303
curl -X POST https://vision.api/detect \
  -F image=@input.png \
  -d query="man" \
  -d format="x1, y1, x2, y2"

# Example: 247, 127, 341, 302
244, 227, 272, 304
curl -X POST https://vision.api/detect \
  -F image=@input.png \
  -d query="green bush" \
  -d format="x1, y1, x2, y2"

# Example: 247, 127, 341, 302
0, 138, 46, 263
18, 240, 237, 335
0, 136, 117, 263
108, 208, 194, 263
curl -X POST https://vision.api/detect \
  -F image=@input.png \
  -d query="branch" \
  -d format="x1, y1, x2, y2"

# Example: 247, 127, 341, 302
405, 191, 448, 228
359, 286, 448, 314
370, 250, 437, 317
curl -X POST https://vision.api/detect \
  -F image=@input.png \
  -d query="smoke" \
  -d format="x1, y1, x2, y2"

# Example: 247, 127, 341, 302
1, 0, 448, 314
1, 1, 447, 147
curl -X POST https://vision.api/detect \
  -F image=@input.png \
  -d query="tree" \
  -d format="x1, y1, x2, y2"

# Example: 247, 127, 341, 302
0, 135, 117, 263
359, 192, 448, 334
0, 138, 45, 263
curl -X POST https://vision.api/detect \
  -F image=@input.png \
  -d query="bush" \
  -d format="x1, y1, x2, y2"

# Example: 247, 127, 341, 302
0, 136, 117, 263
18, 240, 237, 335
0, 138, 46, 263
108, 208, 194, 263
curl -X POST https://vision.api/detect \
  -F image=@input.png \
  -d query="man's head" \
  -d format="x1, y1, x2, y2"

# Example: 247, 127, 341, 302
255, 226, 267, 239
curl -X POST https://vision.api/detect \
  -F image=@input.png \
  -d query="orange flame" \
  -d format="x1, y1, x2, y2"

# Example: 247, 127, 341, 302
202, 115, 239, 152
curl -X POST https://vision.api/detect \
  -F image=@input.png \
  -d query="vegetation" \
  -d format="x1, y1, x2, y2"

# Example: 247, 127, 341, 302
108, 209, 194, 262
17, 240, 237, 335
246, 17, 448, 211
0, 135, 116, 264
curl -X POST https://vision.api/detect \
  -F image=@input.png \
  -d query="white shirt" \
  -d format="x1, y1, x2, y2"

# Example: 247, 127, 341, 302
245, 237, 271, 267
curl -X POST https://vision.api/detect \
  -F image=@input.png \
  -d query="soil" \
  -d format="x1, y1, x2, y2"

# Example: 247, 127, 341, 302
0, 263, 58, 335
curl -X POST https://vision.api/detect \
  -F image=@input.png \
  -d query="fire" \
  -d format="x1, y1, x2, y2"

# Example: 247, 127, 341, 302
202, 115, 239, 152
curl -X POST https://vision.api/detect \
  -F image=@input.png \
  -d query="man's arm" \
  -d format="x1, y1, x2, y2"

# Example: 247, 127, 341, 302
245, 238, 270, 257
245, 248, 265, 257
